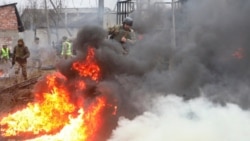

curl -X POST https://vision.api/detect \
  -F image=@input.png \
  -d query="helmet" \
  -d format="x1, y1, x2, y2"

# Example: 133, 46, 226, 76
123, 17, 133, 26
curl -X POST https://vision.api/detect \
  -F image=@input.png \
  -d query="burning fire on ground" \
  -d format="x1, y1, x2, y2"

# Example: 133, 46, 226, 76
0, 47, 117, 141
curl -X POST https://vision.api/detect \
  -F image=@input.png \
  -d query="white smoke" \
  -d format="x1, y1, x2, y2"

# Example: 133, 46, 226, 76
108, 95, 250, 141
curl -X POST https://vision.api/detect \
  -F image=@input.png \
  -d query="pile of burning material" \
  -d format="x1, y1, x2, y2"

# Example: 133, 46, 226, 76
0, 47, 117, 141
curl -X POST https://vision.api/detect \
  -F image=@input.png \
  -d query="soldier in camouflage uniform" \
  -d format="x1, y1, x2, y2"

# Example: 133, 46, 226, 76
108, 17, 136, 54
12, 39, 30, 82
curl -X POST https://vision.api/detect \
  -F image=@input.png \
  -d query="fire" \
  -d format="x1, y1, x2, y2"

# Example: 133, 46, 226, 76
27, 109, 87, 141
0, 73, 75, 137
72, 48, 101, 81
76, 80, 87, 90
27, 96, 107, 141
0, 47, 115, 141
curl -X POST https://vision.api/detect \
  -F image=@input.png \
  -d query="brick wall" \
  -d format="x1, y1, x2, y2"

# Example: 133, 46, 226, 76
0, 5, 18, 30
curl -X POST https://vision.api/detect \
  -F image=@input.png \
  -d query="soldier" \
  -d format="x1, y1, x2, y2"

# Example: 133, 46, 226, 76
61, 36, 73, 59
108, 17, 136, 54
0, 44, 11, 64
31, 37, 42, 71
12, 39, 30, 82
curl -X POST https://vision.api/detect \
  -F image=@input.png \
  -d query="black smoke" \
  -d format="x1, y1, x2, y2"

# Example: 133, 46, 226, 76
58, 0, 250, 140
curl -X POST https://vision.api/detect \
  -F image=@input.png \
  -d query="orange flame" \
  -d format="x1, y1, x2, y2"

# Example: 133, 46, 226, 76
27, 108, 87, 141
0, 73, 76, 137
27, 96, 108, 141
72, 48, 101, 81
0, 48, 114, 141
76, 80, 87, 91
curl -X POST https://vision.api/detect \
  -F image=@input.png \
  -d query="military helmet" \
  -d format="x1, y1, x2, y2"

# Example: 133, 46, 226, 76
123, 17, 133, 26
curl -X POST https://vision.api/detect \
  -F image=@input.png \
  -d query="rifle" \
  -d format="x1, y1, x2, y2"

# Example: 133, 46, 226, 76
11, 55, 16, 68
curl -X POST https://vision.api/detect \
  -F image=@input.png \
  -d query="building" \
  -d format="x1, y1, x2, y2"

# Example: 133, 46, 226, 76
0, 3, 24, 49
21, 7, 116, 45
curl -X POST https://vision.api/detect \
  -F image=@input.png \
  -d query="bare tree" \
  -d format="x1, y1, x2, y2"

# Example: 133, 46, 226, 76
22, 0, 67, 43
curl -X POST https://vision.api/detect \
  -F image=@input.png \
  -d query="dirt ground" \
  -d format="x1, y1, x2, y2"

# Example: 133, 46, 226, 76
0, 67, 53, 112
0, 48, 59, 140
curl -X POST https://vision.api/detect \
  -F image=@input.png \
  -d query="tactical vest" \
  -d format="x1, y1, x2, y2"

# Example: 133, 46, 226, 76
61, 41, 72, 56
110, 26, 132, 43
15, 46, 28, 58
1, 48, 9, 59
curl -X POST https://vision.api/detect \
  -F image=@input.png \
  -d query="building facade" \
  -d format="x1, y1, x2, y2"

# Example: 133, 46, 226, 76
0, 3, 24, 49
21, 7, 116, 46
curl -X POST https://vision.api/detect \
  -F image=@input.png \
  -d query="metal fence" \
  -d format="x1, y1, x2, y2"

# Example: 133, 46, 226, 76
116, 0, 136, 25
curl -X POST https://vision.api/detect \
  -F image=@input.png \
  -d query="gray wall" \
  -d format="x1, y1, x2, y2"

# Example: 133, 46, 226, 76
0, 30, 19, 51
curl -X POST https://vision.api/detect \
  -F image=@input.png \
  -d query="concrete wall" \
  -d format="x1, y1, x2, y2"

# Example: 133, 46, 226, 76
21, 12, 117, 46
0, 30, 19, 51
21, 28, 79, 48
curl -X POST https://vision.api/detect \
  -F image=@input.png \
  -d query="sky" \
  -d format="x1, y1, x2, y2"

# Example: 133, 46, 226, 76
0, 0, 118, 10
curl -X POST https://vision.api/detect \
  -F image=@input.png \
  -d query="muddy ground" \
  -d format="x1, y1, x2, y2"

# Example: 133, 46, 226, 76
0, 69, 54, 113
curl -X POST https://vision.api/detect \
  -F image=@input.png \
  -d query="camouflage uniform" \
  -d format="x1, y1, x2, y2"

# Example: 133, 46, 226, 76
12, 45, 30, 81
109, 25, 136, 53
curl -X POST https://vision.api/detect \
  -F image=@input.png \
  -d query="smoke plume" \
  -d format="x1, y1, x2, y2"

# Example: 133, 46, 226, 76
108, 95, 250, 141
57, 0, 250, 140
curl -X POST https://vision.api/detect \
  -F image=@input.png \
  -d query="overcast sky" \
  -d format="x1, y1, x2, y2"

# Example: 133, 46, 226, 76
0, 0, 118, 10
